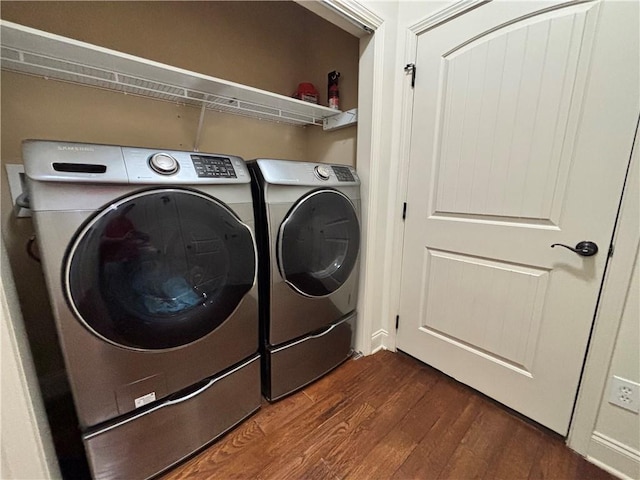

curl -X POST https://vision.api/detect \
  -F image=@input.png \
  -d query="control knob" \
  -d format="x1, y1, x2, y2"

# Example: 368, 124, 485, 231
149, 153, 179, 175
314, 165, 331, 180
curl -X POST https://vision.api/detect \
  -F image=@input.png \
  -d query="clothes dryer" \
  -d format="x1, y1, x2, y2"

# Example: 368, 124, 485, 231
24, 140, 260, 479
250, 159, 360, 401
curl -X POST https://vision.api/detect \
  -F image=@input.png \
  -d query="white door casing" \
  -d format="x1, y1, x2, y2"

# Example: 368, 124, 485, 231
396, 0, 639, 434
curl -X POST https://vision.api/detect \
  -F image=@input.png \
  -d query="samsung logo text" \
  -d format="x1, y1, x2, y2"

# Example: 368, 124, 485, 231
57, 146, 95, 152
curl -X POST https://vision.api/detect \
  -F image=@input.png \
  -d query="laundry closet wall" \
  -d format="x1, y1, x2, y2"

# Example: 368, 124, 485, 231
0, 1, 358, 386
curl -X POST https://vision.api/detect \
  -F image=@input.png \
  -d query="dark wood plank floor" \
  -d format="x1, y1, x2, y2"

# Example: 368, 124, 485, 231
163, 350, 614, 480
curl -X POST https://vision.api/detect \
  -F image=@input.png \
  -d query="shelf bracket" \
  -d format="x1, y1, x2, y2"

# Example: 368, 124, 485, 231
323, 108, 358, 131
193, 103, 207, 152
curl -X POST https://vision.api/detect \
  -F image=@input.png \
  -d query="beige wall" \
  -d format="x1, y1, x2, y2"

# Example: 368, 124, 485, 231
0, 1, 359, 109
0, 1, 358, 384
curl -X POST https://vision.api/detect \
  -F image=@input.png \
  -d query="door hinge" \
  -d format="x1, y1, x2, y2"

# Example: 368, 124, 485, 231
395, 315, 400, 330
402, 202, 407, 220
404, 63, 416, 88
608, 244, 615, 258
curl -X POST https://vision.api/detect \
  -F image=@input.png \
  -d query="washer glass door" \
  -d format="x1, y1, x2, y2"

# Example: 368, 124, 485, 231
65, 189, 256, 350
277, 189, 360, 297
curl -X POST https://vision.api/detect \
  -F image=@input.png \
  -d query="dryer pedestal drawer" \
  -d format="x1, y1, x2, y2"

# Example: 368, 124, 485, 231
83, 354, 260, 480
265, 313, 355, 401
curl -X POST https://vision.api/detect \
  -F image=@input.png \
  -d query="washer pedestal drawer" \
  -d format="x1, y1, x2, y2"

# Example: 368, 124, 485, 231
83, 354, 260, 480
264, 313, 355, 401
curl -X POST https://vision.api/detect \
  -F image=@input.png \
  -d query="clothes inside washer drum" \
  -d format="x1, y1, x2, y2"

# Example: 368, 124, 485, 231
133, 275, 203, 314
66, 190, 255, 350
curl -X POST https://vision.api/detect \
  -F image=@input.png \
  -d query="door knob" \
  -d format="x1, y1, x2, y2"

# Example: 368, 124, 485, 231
551, 241, 599, 257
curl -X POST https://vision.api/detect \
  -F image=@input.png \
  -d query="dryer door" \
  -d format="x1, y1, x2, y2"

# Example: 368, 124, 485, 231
277, 189, 360, 297
65, 189, 256, 350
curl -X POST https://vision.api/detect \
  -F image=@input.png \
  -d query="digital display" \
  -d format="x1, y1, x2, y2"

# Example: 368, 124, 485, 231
332, 166, 355, 182
191, 155, 237, 178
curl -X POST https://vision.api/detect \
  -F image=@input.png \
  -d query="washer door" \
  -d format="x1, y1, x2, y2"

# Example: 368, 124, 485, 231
65, 189, 256, 350
277, 189, 360, 297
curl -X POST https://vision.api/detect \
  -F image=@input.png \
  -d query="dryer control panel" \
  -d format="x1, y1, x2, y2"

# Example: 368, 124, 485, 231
255, 159, 360, 187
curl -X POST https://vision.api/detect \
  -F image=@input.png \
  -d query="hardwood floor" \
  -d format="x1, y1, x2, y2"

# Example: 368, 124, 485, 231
162, 350, 614, 480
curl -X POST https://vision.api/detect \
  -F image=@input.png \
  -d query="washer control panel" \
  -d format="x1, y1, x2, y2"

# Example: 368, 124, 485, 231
22, 141, 250, 185
191, 155, 237, 178
121, 147, 248, 184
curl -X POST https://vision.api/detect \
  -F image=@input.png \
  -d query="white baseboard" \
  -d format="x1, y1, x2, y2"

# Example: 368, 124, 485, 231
371, 329, 388, 354
588, 432, 640, 480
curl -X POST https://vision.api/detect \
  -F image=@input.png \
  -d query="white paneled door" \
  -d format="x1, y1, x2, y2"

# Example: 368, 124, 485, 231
397, 0, 639, 434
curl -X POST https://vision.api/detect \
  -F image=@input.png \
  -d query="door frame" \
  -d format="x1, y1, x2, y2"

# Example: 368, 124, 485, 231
386, 0, 488, 354
387, 0, 638, 448
296, 0, 386, 355
567, 122, 639, 470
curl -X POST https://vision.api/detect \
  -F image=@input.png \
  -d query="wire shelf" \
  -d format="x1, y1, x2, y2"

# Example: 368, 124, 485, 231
0, 21, 341, 127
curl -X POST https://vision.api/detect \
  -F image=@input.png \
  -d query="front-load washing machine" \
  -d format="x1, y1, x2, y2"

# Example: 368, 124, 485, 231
250, 159, 360, 401
24, 140, 261, 479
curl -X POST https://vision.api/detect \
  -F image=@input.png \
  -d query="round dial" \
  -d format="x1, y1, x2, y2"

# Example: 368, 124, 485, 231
314, 165, 331, 181
149, 153, 179, 175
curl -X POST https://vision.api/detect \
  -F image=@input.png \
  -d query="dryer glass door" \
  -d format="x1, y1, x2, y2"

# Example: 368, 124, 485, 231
277, 189, 360, 297
65, 189, 256, 350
